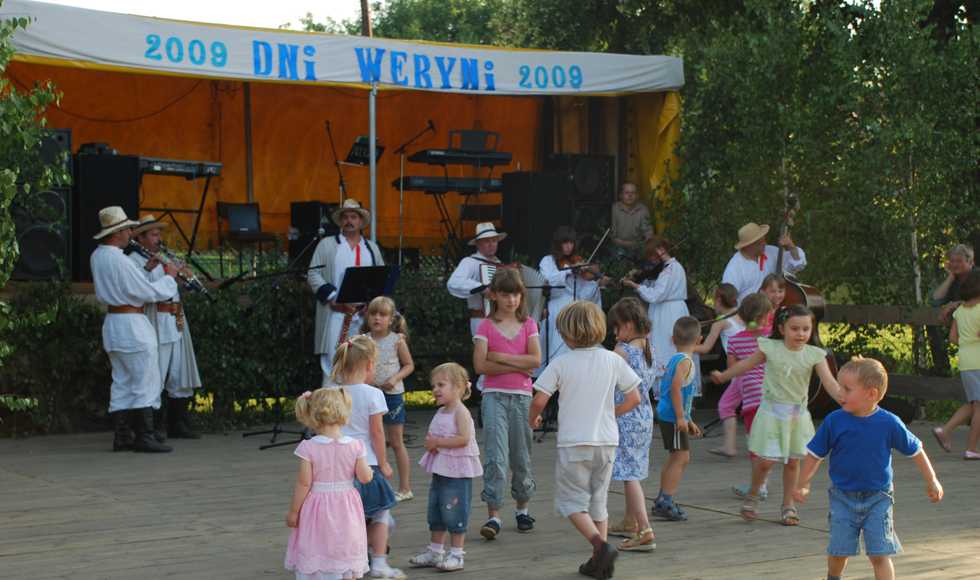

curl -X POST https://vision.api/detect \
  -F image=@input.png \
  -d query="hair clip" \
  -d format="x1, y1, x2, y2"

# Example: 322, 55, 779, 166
747, 321, 758, 329
394, 311, 401, 318
466, 381, 472, 390
347, 340, 352, 346
302, 391, 312, 399
645, 333, 651, 339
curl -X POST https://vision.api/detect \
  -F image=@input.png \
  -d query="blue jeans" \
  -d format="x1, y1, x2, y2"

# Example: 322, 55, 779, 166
827, 484, 903, 557
427, 474, 472, 534
480, 392, 535, 510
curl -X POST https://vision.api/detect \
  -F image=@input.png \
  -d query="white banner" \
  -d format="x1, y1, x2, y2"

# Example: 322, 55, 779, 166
1, 0, 684, 96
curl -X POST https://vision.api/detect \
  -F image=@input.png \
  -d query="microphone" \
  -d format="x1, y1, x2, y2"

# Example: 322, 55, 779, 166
428, 119, 435, 133
318, 227, 325, 237
218, 270, 248, 291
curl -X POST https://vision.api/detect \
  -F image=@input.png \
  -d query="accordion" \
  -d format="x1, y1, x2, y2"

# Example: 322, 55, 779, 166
479, 263, 547, 322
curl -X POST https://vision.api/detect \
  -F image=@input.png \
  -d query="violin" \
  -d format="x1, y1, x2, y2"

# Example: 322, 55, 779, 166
557, 254, 603, 281
628, 259, 667, 285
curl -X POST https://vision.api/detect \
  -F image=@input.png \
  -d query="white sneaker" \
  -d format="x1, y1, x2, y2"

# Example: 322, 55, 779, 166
409, 549, 445, 567
435, 553, 464, 572
369, 564, 407, 579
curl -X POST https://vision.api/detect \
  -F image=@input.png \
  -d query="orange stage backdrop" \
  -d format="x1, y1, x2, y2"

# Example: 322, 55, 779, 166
7, 61, 542, 253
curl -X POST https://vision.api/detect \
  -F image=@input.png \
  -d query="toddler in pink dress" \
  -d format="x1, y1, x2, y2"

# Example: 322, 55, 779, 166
408, 363, 483, 572
285, 387, 375, 580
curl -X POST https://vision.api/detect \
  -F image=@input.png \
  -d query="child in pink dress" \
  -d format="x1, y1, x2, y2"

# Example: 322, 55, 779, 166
285, 387, 375, 580
409, 363, 483, 572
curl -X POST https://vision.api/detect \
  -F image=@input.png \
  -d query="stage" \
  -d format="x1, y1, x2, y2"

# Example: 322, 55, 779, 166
1, 409, 975, 579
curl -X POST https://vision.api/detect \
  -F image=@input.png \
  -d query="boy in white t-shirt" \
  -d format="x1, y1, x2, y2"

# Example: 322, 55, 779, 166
530, 301, 642, 580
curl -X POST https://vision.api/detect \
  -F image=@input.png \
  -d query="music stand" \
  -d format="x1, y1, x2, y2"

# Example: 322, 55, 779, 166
336, 265, 400, 304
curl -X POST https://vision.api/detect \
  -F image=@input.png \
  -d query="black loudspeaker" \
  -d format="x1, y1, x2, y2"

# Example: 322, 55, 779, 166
570, 201, 611, 244
10, 187, 72, 280
72, 154, 141, 282
545, 154, 615, 201
289, 201, 340, 270
501, 172, 571, 265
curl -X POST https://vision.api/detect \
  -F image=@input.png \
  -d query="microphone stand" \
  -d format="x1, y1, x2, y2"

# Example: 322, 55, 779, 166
393, 121, 435, 265
326, 121, 350, 205
525, 283, 564, 442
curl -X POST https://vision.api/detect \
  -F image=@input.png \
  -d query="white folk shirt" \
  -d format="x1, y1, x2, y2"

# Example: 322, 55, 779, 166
128, 252, 181, 344
722, 245, 807, 303
447, 252, 501, 311
91, 245, 178, 353
533, 347, 640, 448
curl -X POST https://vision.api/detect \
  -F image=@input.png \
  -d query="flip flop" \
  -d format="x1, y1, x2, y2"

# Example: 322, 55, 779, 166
932, 427, 951, 453
709, 448, 736, 458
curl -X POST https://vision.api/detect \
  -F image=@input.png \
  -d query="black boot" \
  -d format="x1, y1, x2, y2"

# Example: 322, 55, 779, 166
132, 407, 173, 453
167, 397, 201, 439
152, 408, 166, 444
112, 410, 133, 451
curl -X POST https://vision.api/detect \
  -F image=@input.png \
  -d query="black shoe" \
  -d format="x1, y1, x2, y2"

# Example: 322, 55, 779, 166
516, 513, 535, 533
579, 558, 597, 577
153, 432, 167, 444
480, 519, 500, 539
111, 410, 133, 451
132, 407, 172, 453
593, 542, 617, 580
167, 397, 201, 439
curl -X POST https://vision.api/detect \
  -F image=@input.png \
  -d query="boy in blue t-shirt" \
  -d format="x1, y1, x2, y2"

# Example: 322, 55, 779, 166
795, 357, 943, 580
652, 316, 702, 522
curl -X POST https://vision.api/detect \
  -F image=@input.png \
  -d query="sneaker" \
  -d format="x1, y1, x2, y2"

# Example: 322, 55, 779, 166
435, 552, 464, 571
409, 549, 445, 567
593, 541, 618, 580
369, 564, 407, 579
651, 502, 687, 522
480, 519, 500, 539
732, 485, 768, 501
516, 513, 535, 533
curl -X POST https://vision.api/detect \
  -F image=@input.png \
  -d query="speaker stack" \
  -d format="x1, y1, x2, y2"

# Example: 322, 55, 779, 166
71, 151, 141, 282
288, 201, 340, 270
501, 154, 615, 264
10, 129, 73, 281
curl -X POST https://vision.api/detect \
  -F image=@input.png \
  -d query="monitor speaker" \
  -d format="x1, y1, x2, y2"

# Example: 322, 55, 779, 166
545, 154, 615, 201
501, 172, 572, 266
72, 154, 141, 282
288, 201, 340, 270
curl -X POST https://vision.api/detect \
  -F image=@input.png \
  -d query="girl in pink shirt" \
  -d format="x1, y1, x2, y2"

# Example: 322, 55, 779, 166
472, 268, 542, 538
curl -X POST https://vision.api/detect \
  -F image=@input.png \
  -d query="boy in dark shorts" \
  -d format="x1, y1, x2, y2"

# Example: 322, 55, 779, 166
795, 357, 943, 580
652, 317, 702, 522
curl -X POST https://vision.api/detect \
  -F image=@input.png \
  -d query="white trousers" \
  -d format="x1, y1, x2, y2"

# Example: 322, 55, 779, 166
322, 310, 364, 383
159, 338, 193, 403
107, 349, 161, 412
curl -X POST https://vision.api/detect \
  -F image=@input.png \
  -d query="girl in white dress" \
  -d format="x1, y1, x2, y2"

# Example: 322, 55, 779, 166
622, 236, 692, 399
537, 226, 612, 368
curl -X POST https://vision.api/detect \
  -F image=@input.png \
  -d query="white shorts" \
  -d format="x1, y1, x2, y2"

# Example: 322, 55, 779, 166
554, 445, 616, 521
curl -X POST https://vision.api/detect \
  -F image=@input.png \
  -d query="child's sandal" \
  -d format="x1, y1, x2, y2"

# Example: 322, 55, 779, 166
780, 505, 800, 526
616, 528, 656, 552
607, 519, 639, 538
740, 494, 760, 522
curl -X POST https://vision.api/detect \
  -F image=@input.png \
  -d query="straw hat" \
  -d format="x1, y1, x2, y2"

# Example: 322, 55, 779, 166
93, 206, 140, 239
331, 199, 372, 227
734, 222, 770, 250
468, 222, 507, 245
131, 214, 171, 236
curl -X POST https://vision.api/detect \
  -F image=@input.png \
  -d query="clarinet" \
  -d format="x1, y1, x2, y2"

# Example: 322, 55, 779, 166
128, 240, 218, 304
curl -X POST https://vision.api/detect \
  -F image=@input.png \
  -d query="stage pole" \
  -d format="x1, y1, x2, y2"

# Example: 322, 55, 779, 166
244, 82, 254, 203
369, 81, 378, 243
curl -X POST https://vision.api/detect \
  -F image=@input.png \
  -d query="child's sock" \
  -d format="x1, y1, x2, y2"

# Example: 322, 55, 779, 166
450, 546, 464, 556
370, 554, 388, 569
827, 574, 842, 580
515, 508, 529, 517
489, 516, 501, 525
429, 542, 445, 554
656, 491, 673, 507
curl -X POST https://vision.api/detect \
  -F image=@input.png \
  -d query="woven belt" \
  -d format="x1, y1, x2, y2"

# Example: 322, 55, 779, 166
335, 304, 360, 347
108, 305, 143, 314
470, 309, 485, 319
156, 302, 185, 332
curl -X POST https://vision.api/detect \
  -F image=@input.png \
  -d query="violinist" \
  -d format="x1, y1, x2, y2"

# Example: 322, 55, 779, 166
621, 236, 692, 395
538, 226, 613, 366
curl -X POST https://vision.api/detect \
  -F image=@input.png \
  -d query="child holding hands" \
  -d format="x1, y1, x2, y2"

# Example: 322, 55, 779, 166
651, 316, 702, 522
285, 387, 375, 580
530, 301, 642, 580
795, 357, 943, 580
409, 363, 483, 572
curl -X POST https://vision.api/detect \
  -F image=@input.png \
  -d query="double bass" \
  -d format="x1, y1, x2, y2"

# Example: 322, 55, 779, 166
774, 194, 839, 412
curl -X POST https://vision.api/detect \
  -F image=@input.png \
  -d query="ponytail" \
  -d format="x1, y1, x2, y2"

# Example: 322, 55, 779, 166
329, 335, 378, 384
607, 297, 654, 368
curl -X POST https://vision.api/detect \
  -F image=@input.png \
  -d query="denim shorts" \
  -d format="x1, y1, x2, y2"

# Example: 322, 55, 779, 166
827, 484, 903, 557
383, 392, 406, 424
354, 466, 399, 518
427, 474, 472, 534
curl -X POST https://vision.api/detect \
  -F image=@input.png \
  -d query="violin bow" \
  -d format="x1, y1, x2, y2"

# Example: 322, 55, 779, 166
584, 228, 612, 265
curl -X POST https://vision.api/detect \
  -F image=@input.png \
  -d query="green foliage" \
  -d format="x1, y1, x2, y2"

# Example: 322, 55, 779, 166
0, 10, 70, 421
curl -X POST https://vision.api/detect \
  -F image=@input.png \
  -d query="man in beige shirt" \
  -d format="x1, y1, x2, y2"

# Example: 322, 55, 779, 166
611, 181, 654, 250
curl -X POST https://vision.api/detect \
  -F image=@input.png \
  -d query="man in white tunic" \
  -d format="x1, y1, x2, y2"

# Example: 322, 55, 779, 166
129, 215, 202, 440
90, 207, 179, 453
308, 199, 384, 380
721, 222, 806, 303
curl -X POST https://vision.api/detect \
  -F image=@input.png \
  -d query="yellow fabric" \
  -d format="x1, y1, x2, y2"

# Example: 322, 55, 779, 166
627, 92, 682, 232
5, 61, 541, 251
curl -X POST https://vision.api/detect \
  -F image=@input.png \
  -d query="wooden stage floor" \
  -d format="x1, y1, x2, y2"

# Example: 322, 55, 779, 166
2, 409, 977, 579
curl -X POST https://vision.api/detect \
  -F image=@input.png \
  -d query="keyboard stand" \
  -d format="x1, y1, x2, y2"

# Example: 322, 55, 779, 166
141, 173, 215, 280
438, 163, 495, 266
